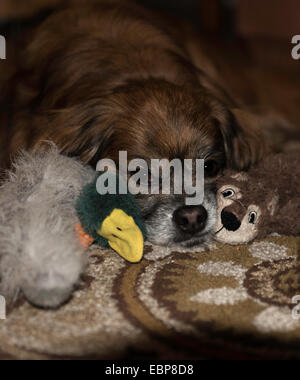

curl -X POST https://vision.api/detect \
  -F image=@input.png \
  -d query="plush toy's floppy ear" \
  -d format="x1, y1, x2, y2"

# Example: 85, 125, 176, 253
222, 109, 266, 171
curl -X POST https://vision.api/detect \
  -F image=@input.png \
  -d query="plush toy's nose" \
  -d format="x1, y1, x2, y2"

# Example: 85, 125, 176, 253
221, 210, 241, 232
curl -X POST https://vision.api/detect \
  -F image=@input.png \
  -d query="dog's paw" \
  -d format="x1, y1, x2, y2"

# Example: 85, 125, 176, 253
22, 272, 75, 309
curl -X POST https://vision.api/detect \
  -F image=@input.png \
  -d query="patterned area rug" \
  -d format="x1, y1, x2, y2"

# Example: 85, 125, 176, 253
1, 235, 300, 360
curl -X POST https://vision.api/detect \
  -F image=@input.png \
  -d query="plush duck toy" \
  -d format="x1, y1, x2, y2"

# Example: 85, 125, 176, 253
76, 173, 146, 263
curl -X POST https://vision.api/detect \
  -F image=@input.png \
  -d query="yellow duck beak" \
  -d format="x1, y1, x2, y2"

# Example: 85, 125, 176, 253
97, 209, 144, 263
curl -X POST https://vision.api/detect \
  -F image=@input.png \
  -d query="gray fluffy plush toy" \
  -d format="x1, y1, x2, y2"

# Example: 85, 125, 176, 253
0, 145, 95, 308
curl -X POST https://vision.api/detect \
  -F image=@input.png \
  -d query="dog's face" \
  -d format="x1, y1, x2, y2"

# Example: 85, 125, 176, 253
64, 80, 264, 247
90, 81, 224, 247
135, 188, 217, 248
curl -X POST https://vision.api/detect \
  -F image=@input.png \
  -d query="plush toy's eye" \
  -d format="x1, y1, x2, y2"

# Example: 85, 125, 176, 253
222, 189, 235, 199
249, 212, 258, 224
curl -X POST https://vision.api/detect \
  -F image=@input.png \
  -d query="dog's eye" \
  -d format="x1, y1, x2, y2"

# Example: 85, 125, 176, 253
205, 160, 220, 178
222, 189, 235, 198
249, 212, 257, 224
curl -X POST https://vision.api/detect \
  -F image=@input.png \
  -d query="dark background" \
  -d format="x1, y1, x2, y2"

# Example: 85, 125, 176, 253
0, 0, 299, 124
139, 0, 201, 26
139, 0, 300, 39
1, 0, 300, 39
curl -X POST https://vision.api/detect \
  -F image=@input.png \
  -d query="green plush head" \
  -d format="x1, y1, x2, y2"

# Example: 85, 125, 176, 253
76, 174, 146, 263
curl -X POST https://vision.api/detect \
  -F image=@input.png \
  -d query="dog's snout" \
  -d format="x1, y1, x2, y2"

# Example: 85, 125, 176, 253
173, 205, 208, 234
221, 211, 241, 232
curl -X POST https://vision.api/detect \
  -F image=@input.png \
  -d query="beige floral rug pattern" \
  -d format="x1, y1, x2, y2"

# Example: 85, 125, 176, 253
1, 235, 300, 359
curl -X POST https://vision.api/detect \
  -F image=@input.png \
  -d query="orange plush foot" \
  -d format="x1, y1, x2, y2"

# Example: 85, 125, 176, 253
75, 223, 95, 249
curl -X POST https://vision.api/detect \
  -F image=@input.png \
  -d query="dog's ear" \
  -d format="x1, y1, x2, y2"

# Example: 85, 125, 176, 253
221, 108, 266, 171
47, 102, 116, 167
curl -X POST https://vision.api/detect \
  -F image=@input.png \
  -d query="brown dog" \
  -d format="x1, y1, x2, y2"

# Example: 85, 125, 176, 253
0, 0, 287, 247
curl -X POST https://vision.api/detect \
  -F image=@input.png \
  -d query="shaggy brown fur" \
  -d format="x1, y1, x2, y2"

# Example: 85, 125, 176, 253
0, 0, 266, 173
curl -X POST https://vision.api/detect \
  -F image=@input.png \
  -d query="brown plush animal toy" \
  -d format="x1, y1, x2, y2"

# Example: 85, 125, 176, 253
215, 152, 300, 245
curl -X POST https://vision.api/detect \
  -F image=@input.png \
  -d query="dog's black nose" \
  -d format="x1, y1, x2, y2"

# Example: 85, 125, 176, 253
173, 206, 208, 234
221, 211, 241, 232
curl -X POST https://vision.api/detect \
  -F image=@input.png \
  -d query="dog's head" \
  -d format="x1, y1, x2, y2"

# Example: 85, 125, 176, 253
58, 79, 265, 247
5, 0, 266, 248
